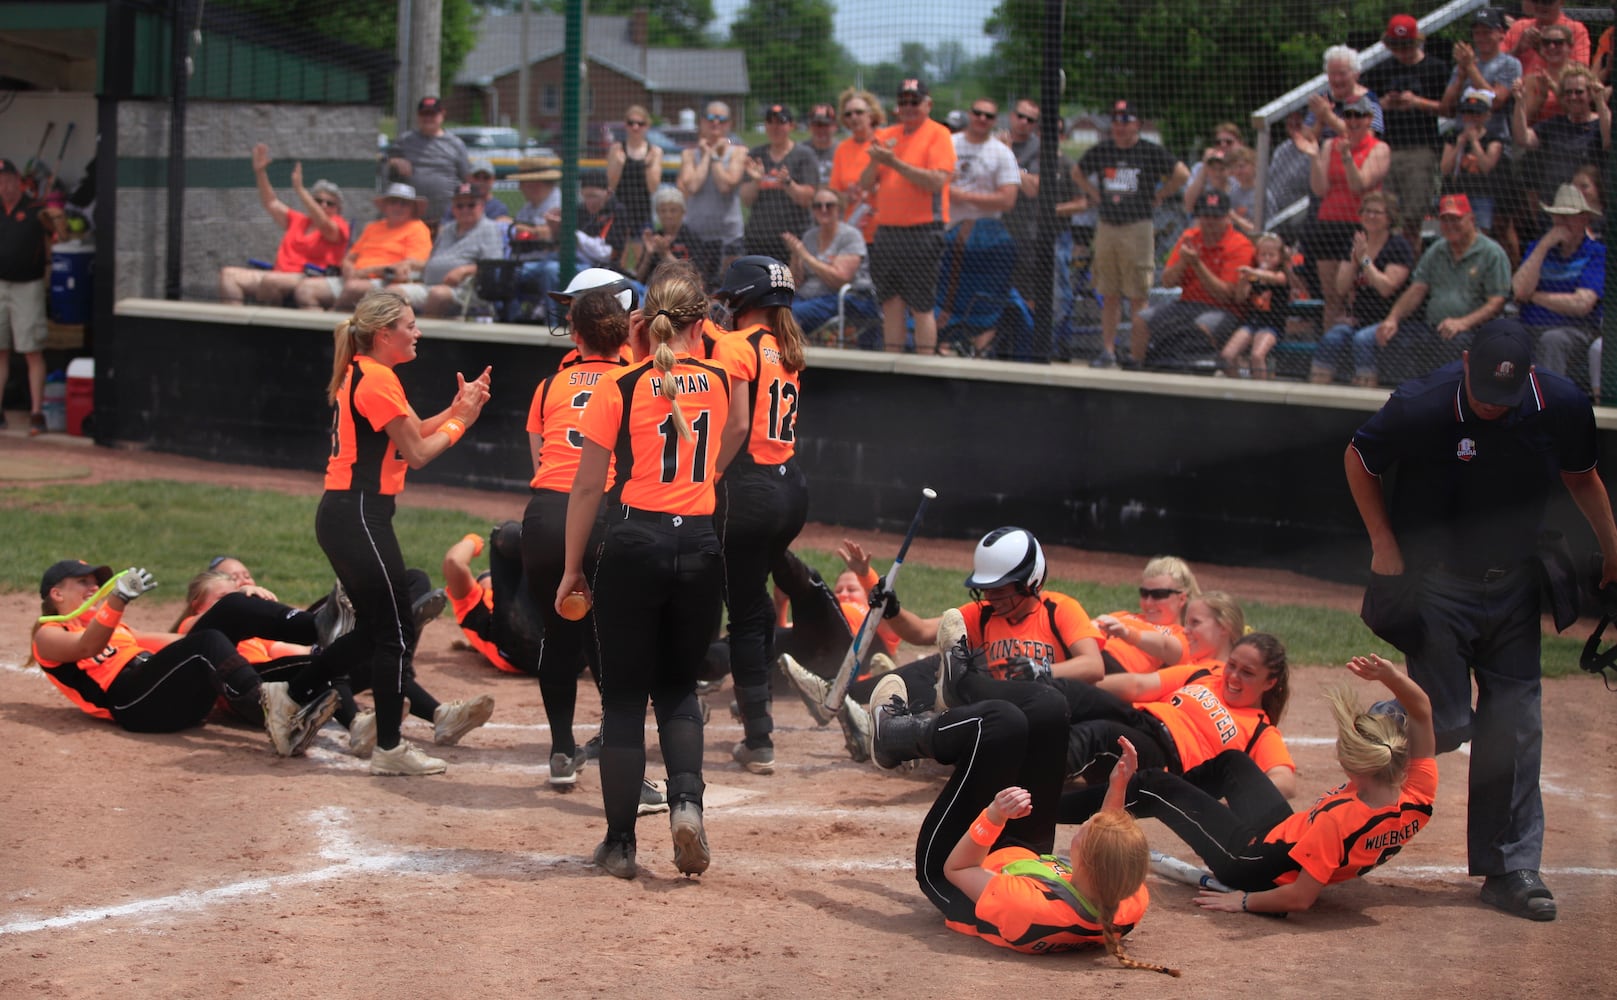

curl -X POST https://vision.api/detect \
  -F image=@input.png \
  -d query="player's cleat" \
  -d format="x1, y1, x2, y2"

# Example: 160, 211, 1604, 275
412, 587, 448, 635
669, 802, 711, 876
312, 580, 356, 650
549, 746, 588, 786
935, 607, 972, 710
370, 740, 447, 776
260, 681, 298, 756
433, 694, 495, 745
285, 688, 340, 757
348, 697, 407, 757
867, 652, 899, 677
781, 653, 835, 726
870, 674, 935, 770
638, 778, 669, 815
731, 741, 775, 775
837, 696, 871, 763
581, 732, 603, 760
1481, 870, 1557, 921
593, 830, 637, 879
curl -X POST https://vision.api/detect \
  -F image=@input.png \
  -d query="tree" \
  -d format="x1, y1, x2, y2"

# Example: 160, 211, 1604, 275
932, 40, 966, 83
981, 0, 1399, 151
898, 42, 931, 81
729, 0, 836, 113
217, 0, 480, 88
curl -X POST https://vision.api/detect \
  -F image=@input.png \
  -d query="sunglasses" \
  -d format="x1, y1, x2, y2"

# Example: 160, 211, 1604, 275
812, 200, 839, 211
625, 119, 648, 127
207, 555, 236, 570
1343, 110, 1372, 119
1014, 111, 1039, 123
453, 201, 481, 209
896, 96, 923, 107
970, 108, 997, 119
314, 198, 340, 208
1560, 88, 1588, 96
1139, 587, 1183, 601
843, 108, 868, 117
1542, 37, 1570, 46
705, 114, 729, 122
1216, 136, 1238, 146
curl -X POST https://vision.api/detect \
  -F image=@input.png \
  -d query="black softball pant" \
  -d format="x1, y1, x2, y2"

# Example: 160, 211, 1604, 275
106, 592, 316, 733
1059, 749, 1298, 891
316, 490, 415, 752
716, 460, 808, 745
1050, 678, 1183, 779
522, 488, 603, 757
916, 680, 1071, 921
590, 508, 723, 834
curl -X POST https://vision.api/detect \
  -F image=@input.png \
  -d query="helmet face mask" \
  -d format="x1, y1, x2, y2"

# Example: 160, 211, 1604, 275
965, 527, 1046, 600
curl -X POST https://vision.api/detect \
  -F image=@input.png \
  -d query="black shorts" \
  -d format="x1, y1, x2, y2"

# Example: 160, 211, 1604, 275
871, 223, 944, 311
1305, 219, 1359, 261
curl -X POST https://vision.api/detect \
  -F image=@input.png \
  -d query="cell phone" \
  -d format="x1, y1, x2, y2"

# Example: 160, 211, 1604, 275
248, 258, 274, 270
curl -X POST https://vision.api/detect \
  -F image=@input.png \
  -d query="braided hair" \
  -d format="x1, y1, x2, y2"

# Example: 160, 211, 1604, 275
1074, 810, 1182, 977
642, 260, 709, 441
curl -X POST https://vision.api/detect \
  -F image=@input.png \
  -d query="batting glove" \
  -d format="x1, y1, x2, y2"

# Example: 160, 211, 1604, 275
112, 567, 159, 603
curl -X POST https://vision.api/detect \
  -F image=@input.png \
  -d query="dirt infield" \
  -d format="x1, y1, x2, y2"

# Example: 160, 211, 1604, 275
1, 433, 1613, 998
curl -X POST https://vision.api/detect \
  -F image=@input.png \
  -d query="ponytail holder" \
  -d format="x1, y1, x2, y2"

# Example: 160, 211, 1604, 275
94, 604, 124, 629
653, 309, 677, 321
439, 418, 465, 446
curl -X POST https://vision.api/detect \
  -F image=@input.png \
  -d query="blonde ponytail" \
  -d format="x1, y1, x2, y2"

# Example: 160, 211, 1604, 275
642, 260, 709, 442
327, 290, 408, 403
1327, 684, 1410, 787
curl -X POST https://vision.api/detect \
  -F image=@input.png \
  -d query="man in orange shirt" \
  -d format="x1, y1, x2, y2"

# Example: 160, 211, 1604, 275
293, 183, 433, 311
858, 78, 956, 354
1131, 191, 1254, 369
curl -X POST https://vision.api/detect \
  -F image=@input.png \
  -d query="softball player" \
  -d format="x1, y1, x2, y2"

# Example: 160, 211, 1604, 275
557, 260, 748, 879
1062, 654, 1436, 915
1090, 556, 1200, 673
317, 289, 491, 776
30, 561, 337, 752
709, 255, 808, 775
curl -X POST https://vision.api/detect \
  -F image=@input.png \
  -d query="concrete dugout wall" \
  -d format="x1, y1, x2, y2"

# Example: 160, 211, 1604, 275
107, 300, 1616, 583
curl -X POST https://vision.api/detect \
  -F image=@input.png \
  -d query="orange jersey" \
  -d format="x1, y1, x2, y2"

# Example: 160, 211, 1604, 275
527, 355, 628, 492
711, 323, 800, 468
946, 847, 1149, 954
349, 218, 432, 272
32, 615, 144, 720
448, 581, 520, 674
1266, 758, 1438, 886
957, 592, 1102, 681
871, 120, 956, 227
838, 597, 900, 660
1099, 610, 1187, 673
1141, 666, 1294, 774
324, 356, 412, 494
576, 354, 732, 515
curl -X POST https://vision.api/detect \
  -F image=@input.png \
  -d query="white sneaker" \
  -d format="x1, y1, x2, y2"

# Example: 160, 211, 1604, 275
868, 652, 899, 677
348, 697, 408, 757
260, 681, 297, 756
780, 653, 835, 726
371, 740, 447, 776
936, 607, 968, 657
867, 673, 910, 770
285, 689, 340, 756
434, 694, 495, 745
638, 778, 670, 815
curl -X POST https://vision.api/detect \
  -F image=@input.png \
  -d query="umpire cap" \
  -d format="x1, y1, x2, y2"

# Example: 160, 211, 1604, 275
714, 255, 795, 313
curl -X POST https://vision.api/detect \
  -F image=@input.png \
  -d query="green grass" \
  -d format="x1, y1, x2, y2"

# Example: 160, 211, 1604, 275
3, 480, 1588, 677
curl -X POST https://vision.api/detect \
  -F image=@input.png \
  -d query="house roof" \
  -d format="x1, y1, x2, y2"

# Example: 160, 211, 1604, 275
456, 13, 749, 95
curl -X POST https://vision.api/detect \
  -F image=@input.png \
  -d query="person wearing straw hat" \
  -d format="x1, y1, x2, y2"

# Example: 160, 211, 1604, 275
1511, 183, 1605, 389
293, 182, 432, 311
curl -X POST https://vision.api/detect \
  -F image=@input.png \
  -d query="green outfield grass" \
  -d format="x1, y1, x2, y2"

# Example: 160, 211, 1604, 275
2, 479, 1588, 677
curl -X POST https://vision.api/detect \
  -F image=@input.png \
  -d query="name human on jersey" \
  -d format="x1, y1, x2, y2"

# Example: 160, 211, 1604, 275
1167, 684, 1237, 743
649, 371, 712, 395
985, 636, 1057, 668
568, 369, 603, 386
1361, 817, 1424, 854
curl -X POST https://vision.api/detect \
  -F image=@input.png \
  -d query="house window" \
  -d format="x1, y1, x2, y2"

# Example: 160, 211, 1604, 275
542, 84, 557, 113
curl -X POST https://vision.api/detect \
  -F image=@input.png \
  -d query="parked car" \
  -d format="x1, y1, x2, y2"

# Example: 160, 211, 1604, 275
447, 126, 556, 177
585, 123, 686, 170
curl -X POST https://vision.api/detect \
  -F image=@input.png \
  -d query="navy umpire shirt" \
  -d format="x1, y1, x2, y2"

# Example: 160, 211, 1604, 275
1350, 360, 1599, 575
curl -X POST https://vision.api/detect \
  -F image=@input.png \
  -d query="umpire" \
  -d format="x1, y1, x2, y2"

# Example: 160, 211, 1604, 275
1344, 318, 1617, 922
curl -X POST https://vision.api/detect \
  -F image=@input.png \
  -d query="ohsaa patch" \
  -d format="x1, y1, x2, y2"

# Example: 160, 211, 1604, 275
1457, 437, 1478, 462
1492, 360, 1515, 380
768, 260, 795, 291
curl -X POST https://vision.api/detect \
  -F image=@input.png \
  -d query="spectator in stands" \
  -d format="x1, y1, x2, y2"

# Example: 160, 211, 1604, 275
1310, 94, 1391, 328
678, 101, 747, 269
606, 104, 662, 241
401, 183, 506, 318
1180, 148, 1237, 217
445, 159, 509, 226
1521, 23, 1584, 124
1442, 8, 1522, 138
782, 185, 873, 338
219, 143, 349, 306
1224, 147, 1260, 237
506, 163, 563, 314
1307, 46, 1384, 141
1571, 163, 1604, 238
830, 88, 884, 246
1363, 14, 1451, 247
1220, 232, 1294, 379
860, 77, 957, 354
1376, 193, 1511, 378
1511, 66, 1610, 217
1001, 98, 1046, 300
386, 96, 470, 226
1079, 99, 1189, 368
632, 187, 718, 289
1513, 184, 1605, 388
804, 103, 840, 185
510, 160, 562, 234
950, 99, 1020, 225
576, 169, 629, 270
1597, 26, 1613, 86
1130, 191, 1253, 369
742, 103, 817, 265
1310, 190, 1414, 386
1440, 88, 1510, 235
1503, 0, 1591, 80
292, 183, 432, 311
1265, 111, 1319, 220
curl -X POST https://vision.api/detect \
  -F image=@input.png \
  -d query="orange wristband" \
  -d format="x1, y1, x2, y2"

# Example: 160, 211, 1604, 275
94, 604, 123, 629
439, 418, 465, 446
968, 808, 1005, 847
461, 532, 485, 558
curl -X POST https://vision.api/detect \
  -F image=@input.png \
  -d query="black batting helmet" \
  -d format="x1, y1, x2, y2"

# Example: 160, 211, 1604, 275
714, 255, 795, 313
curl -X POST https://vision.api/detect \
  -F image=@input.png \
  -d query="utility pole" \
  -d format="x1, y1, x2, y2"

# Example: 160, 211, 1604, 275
517, 0, 531, 142
395, 0, 412, 124
411, 0, 442, 102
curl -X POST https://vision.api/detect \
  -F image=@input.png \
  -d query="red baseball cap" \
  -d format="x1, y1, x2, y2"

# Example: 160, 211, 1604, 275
1385, 14, 1420, 42
1438, 194, 1472, 217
